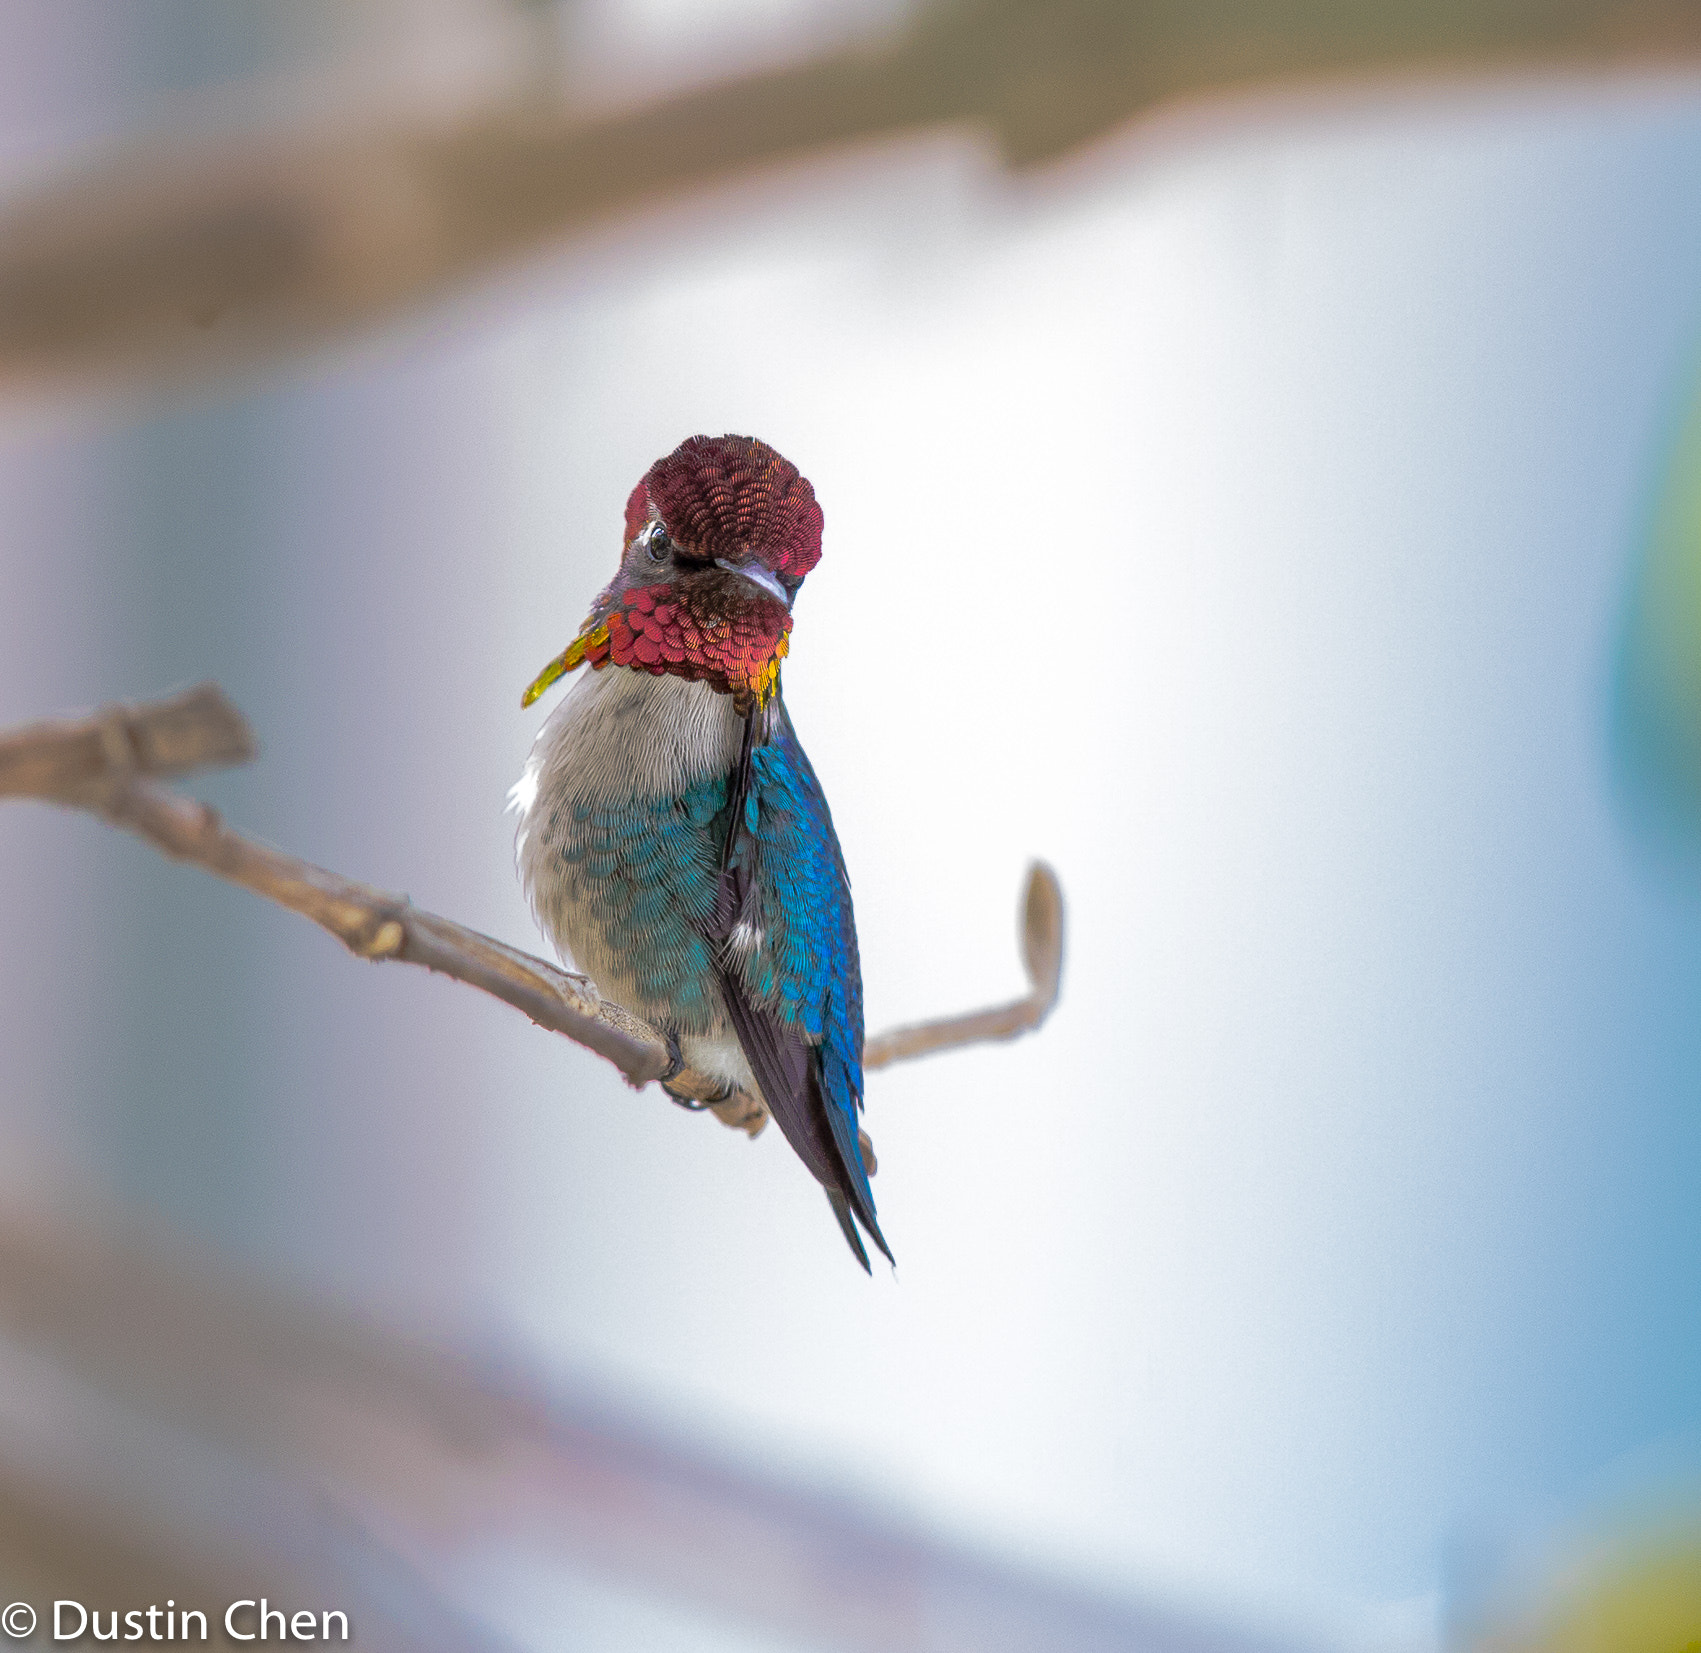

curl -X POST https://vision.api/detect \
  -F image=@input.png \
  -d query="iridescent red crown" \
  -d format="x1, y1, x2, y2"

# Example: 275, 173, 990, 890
624, 434, 823, 580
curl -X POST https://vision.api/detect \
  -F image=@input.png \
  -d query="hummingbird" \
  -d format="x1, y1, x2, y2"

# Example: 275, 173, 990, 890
510, 434, 891, 1271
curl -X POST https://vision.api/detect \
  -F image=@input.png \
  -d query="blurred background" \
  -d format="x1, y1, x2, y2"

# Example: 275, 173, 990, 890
2, 1, 1701, 1649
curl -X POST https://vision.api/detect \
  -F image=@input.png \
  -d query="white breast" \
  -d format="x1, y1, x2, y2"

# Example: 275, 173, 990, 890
507, 664, 759, 1096
508, 663, 742, 938
511, 664, 742, 830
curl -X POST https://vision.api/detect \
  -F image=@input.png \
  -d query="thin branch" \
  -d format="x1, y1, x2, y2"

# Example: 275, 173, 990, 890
10, 687, 672, 1084
1, 686, 1062, 1126
100, 774, 676, 1082
4, 0, 1700, 393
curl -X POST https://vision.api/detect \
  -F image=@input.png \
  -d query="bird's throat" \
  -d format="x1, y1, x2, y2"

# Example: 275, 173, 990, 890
523, 581, 791, 710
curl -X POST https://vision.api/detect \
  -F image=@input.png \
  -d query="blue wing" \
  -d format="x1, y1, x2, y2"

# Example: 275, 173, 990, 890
714, 699, 890, 1270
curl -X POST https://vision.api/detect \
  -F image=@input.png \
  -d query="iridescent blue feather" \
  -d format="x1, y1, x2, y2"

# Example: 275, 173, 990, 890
718, 702, 888, 1268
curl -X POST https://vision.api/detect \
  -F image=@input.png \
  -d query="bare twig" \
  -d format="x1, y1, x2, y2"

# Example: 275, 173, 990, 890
863, 861, 1063, 1069
0, 682, 255, 799
99, 773, 676, 1082
5, 0, 1701, 393
9, 686, 672, 1084
0, 686, 1062, 1124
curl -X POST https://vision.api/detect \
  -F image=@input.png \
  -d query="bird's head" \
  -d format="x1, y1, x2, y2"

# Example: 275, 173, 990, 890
522, 434, 823, 711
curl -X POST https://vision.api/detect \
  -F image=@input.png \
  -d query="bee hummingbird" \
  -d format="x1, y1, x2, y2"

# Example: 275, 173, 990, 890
510, 435, 891, 1271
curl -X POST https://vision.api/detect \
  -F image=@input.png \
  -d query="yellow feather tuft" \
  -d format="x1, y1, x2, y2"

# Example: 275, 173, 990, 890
520, 620, 609, 708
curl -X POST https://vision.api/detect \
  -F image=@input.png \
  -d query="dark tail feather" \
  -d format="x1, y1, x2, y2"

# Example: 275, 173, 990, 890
852, 1201, 894, 1269
718, 974, 893, 1270
826, 1188, 871, 1273
821, 1088, 894, 1267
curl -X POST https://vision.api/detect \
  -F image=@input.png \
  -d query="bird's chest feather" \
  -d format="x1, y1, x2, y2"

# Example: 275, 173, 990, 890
511, 667, 744, 1028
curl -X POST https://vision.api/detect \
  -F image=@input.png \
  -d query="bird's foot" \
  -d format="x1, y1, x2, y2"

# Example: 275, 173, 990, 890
656, 1049, 767, 1139
661, 1072, 734, 1113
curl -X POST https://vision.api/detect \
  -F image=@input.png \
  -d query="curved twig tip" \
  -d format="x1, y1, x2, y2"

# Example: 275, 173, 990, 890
1019, 860, 1064, 1014
860, 861, 1065, 1070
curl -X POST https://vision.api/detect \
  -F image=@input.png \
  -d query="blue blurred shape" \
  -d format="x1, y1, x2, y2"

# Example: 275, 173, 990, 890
1613, 343, 1701, 855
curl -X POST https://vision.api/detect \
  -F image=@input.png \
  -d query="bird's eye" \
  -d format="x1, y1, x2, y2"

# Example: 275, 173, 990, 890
646, 528, 670, 563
